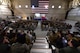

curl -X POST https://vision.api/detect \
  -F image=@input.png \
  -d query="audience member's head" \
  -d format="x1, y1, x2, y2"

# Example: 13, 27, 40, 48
17, 35, 26, 44
66, 33, 74, 40
68, 37, 80, 48
0, 35, 9, 44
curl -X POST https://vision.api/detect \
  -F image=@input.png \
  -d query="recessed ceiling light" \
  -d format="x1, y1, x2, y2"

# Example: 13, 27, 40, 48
19, 5, 21, 8
25, 5, 28, 8
52, 5, 54, 8
58, 5, 61, 8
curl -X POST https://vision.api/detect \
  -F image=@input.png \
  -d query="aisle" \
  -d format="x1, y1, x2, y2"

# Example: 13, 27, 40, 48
31, 21, 52, 53
30, 35, 52, 53
34, 21, 48, 37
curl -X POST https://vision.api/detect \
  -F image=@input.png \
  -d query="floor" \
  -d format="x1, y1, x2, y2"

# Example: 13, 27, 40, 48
34, 21, 48, 37
31, 21, 51, 53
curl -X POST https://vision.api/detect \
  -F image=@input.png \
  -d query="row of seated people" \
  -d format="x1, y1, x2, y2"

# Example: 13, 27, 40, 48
9, 20, 38, 31
50, 21, 72, 31
0, 29, 36, 53
47, 30, 80, 53
41, 20, 72, 31
0, 20, 12, 32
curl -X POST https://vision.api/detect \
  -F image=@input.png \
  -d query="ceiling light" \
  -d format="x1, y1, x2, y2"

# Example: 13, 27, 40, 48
58, 5, 61, 8
25, 5, 28, 8
52, 5, 54, 8
19, 5, 21, 8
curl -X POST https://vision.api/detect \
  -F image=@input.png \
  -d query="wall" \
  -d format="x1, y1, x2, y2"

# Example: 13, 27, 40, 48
12, 0, 70, 20
13, 0, 32, 18
0, 0, 12, 18
48, 0, 69, 20
67, 7, 80, 21
67, 0, 80, 21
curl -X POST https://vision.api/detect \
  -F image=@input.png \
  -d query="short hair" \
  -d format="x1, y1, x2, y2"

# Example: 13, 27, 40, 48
17, 35, 26, 44
71, 37, 80, 48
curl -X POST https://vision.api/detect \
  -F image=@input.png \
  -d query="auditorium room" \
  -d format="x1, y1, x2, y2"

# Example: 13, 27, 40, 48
0, 0, 80, 53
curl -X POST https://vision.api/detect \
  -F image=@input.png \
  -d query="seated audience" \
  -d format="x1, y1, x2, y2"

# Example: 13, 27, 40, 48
59, 37, 80, 53
11, 34, 29, 53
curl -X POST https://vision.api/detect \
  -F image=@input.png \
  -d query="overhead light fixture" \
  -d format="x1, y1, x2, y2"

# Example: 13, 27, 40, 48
52, 5, 54, 8
19, 5, 21, 8
58, 5, 61, 8
25, 5, 28, 8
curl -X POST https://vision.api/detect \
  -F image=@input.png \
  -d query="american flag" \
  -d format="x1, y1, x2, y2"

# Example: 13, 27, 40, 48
32, 0, 49, 14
